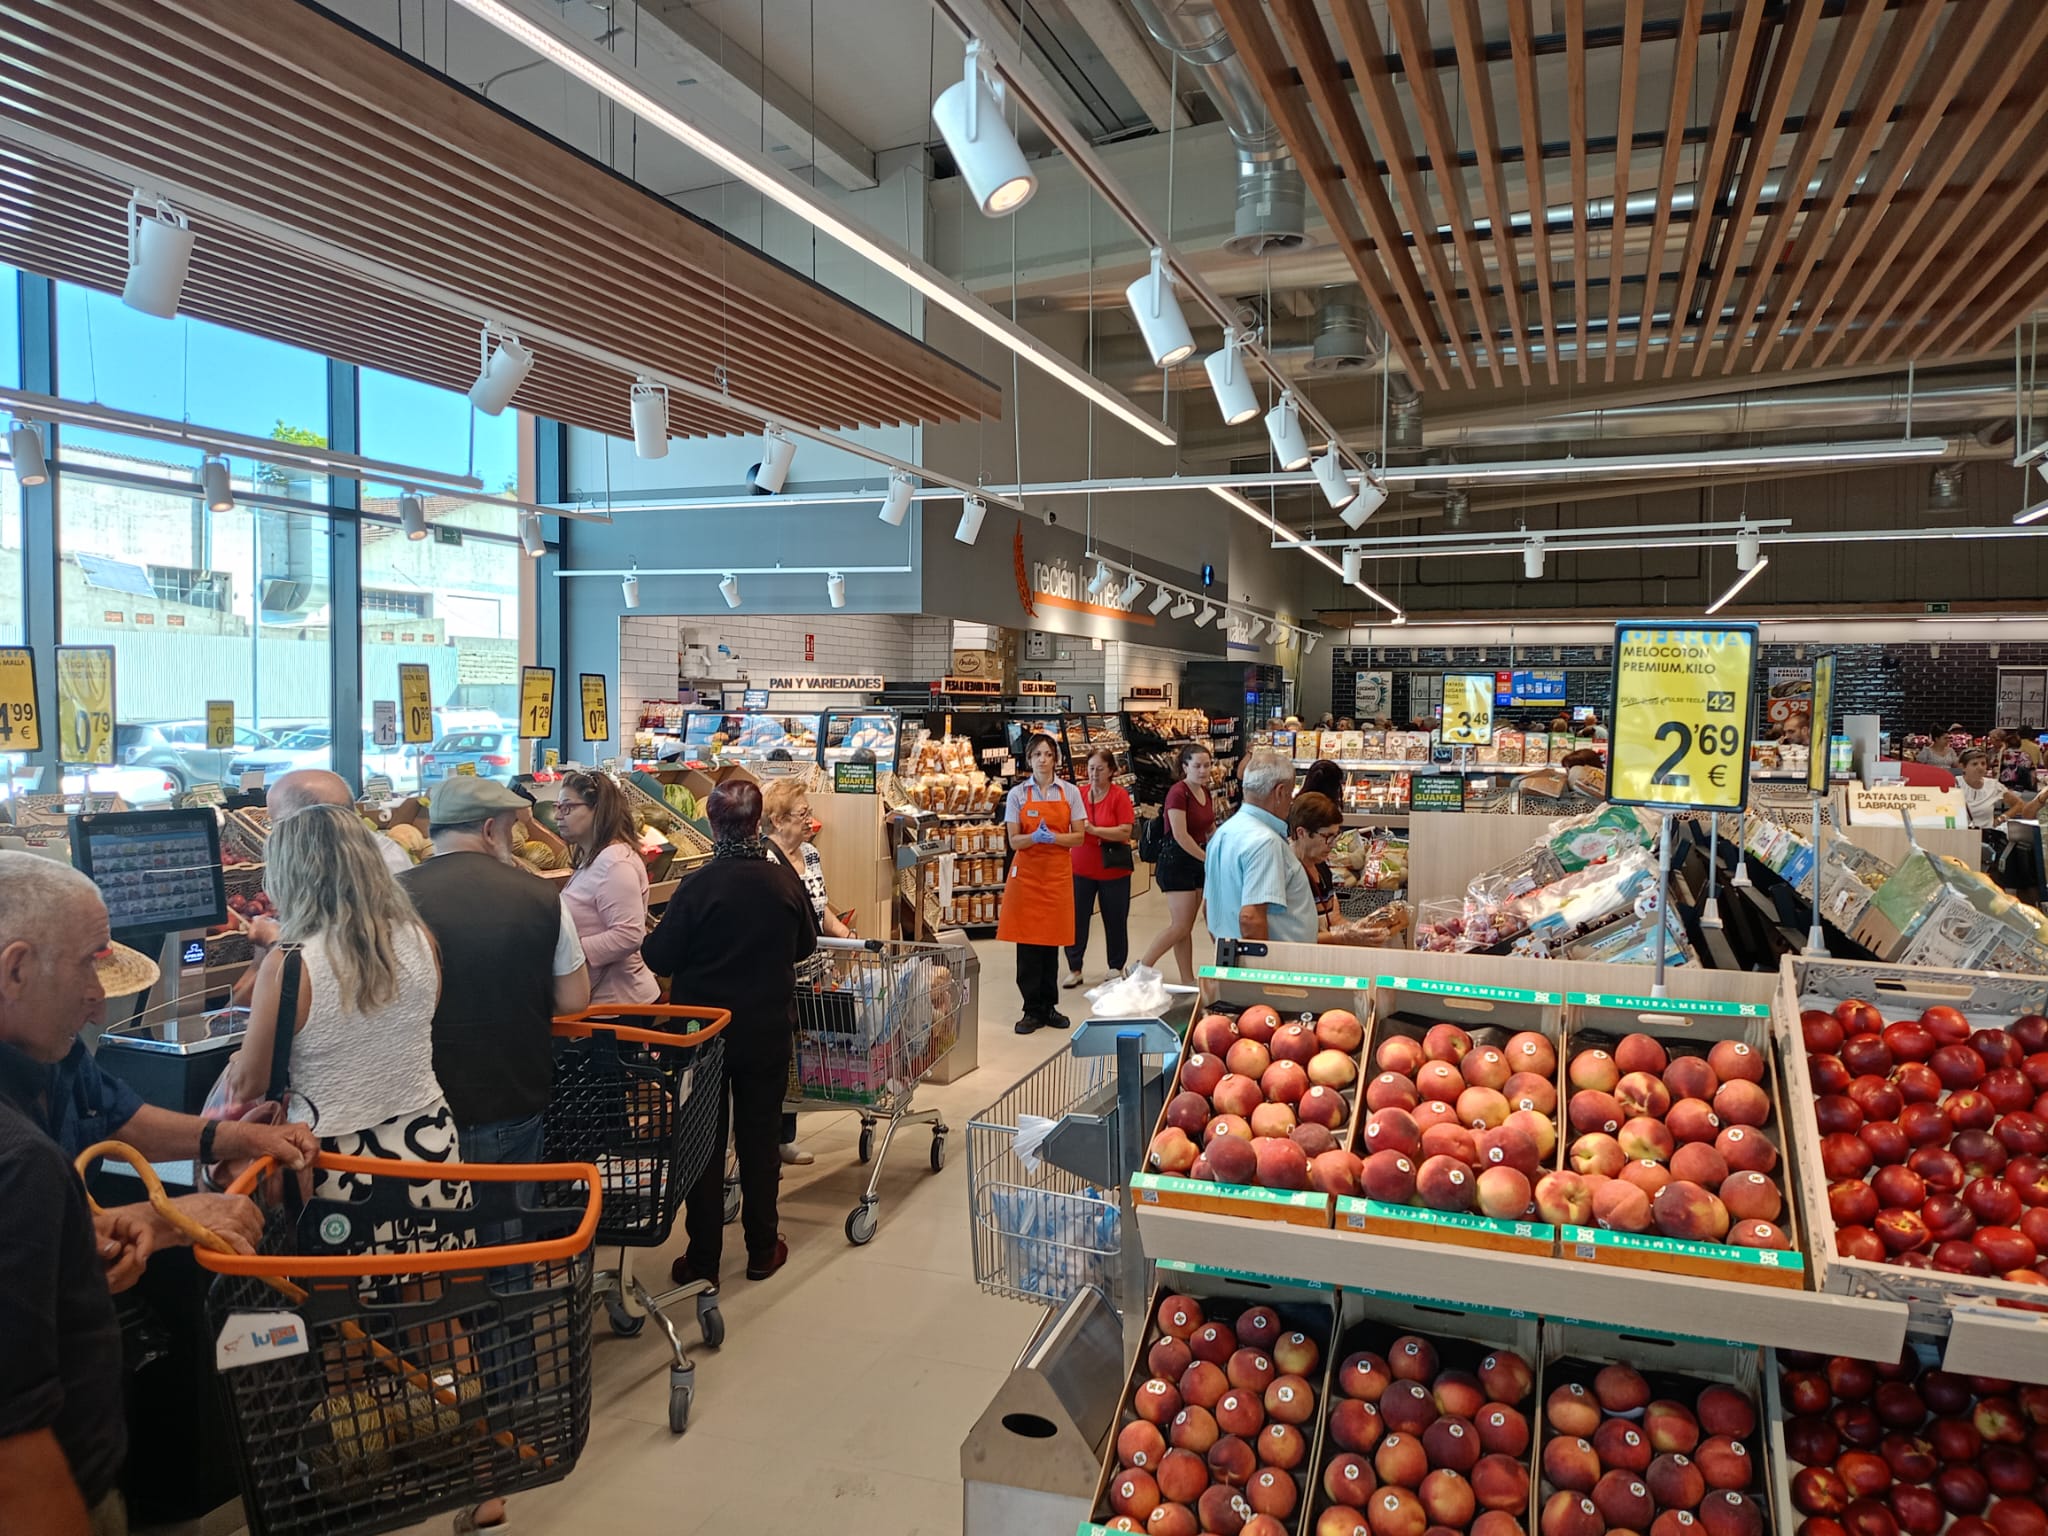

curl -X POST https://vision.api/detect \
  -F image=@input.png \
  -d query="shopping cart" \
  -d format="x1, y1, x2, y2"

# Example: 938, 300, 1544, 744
81, 1140, 602, 1536
779, 935, 968, 1244
543, 1003, 730, 1434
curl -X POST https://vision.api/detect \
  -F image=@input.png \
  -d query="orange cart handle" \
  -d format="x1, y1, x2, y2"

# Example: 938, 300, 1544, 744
551, 1002, 731, 1051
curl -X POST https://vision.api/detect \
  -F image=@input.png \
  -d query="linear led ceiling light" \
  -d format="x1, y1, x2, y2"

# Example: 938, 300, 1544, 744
629, 378, 669, 460
621, 565, 640, 609
1264, 392, 1311, 472
878, 473, 915, 527
199, 455, 234, 513
449, 0, 1172, 446
1148, 586, 1174, 615
1523, 539, 1546, 579
6, 420, 46, 486
751, 428, 796, 494
932, 40, 1036, 216
1205, 330, 1260, 426
1736, 526, 1761, 571
520, 511, 546, 558
2015, 499, 2048, 526
467, 326, 534, 416
1195, 602, 1216, 628
827, 571, 847, 608
1210, 486, 1404, 621
1118, 571, 1145, 607
123, 195, 196, 319
1126, 247, 1197, 368
1706, 554, 1771, 615
1341, 475, 1389, 531
1171, 595, 1196, 619
399, 491, 428, 540
719, 572, 742, 608
955, 496, 987, 545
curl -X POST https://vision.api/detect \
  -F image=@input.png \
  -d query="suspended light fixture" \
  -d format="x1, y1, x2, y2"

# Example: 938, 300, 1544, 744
719, 572, 742, 608
827, 571, 847, 608
1244, 616, 1266, 643
930, 39, 1037, 216
6, 420, 46, 486
629, 377, 670, 460
1194, 602, 1216, 628
122, 195, 195, 319
1342, 545, 1363, 585
1312, 449, 1357, 513
1087, 559, 1113, 598
1302, 633, 1319, 655
878, 472, 915, 526
200, 455, 234, 513
1204, 330, 1260, 426
1124, 247, 1196, 367
750, 427, 796, 494
955, 496, 987, 545
467, 328, 534, 416
1735, 526, 1761, 571
1705, 555, 1770, 614
1118, 571, 1144, 606
2039, 461, 2048, 490
1340, 474, 1388, 531
519, 511, 546, 558
621, 563, 640, 609
1171, 595, 1196, 619
2016, 499, 2048, 526
1264, 392, 1312, 472
400, 490, 428, 540
1148, 587, 1174, 615
1523, 538, 1545, 579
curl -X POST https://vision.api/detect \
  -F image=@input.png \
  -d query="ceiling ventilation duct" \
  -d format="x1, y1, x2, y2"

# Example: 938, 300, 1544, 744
1442, 488, 1469, 529
1127, 0, 1308, 257
1305, 289, 1373, 376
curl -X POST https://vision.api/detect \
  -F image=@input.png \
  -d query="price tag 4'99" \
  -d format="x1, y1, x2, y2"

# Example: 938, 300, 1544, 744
1608, 623, 1758, 812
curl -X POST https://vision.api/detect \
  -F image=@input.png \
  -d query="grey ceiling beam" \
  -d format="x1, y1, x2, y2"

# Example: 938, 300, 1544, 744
1058, 0, 1193, 133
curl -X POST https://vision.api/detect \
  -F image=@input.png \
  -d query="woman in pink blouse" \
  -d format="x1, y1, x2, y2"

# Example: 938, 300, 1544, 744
556, 771, 661, 1006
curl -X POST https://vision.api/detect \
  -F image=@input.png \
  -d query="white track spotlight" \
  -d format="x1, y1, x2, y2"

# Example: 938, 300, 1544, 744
1170, 595, 1196, 619
629, 378, 670, 460
2039, 461, 2048, 490
826, 571, 847, 608
1303, 634, 1318, 655
1264, 392, 1312, 471
122, 195, 195, 318
1244, 616, 1266, 643
1340, 473, 1388, 530
878, 472, 915, 526
750, 427, 796, 494
6, 420, 46, 486
719, 572, 742, 608
955, 496, 987, 545
1118, 571, 1144, 607
400, 490, 428, 540
1124, 248, 1196, 367
467, 329, 534, 416
1735, 526, 1761, 571
1523, 538, 1546, 579
1195, 602, 1216, 627
200, 455, 234, 513
1342, 545, 1363, 585
519, 511, 546, 558
621, 564, 640, 609
1311, 449, 1358, 513
1204, 331, 1260, 426
1086, 559, 1113, 598
930, 40, 1037, 216
1149, 586, 1174, 615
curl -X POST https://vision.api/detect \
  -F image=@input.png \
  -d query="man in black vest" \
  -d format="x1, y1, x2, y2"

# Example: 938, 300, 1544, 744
402, 778, 590, 1169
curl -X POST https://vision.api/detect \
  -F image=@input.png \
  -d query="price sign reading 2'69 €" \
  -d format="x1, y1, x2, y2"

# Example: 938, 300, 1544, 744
1608, 622, 1759, 812
1439, 673, 1496, 746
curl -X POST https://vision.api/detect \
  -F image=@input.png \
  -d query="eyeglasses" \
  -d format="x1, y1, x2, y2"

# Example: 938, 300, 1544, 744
558, 799, 589, 812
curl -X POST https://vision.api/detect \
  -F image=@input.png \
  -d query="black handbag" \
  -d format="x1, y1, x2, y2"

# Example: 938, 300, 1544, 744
1087, 790, 1135, 870
1138, 814, 1166, 864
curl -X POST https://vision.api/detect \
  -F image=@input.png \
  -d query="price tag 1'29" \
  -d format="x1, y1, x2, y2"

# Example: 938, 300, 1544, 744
519, 666, 555, 740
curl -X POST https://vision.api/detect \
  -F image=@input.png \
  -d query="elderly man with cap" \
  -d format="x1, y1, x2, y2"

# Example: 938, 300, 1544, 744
400, 776, 590, 1170
0, 854, 287, 1536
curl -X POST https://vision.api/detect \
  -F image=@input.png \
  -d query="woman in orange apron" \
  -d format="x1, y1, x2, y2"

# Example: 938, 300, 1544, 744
998, 733, 1089, 1032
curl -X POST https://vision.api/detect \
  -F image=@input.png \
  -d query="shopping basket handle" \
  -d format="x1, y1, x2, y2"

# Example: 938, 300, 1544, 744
552, 1003, 731, 1050
75, 1138, 249, 1257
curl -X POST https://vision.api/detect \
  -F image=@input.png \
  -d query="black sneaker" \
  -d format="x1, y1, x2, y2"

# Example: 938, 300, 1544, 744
1014, 1015, 1045, 1034
1045, 1010, 1073, 1030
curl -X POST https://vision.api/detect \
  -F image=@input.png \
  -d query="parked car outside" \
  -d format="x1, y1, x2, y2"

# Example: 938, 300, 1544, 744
118, 720, 278, 790
228, 726, 335, 783
418, 729, 519, 785
0, 762, 180, 807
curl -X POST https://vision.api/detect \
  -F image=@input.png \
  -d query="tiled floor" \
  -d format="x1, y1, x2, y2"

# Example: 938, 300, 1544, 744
375, 884, 1216, 1536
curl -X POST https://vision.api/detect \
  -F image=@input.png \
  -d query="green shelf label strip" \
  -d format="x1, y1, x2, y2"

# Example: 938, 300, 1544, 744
1156, 1258, 1333, 1291
1377, 976, 1560, 1006
1560, 1224, 1807, 1272
1132, 1172, 1329, 1209
1341, 1197, 1557, 1244
1567, 991, 1768, 1017
1201, 965, 1367, 990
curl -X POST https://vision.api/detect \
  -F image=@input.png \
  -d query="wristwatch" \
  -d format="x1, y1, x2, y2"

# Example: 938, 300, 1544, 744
197, 1119, 220, 1167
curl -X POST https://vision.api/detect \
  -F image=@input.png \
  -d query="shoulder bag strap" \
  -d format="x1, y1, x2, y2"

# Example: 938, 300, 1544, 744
264, 946, 304, 1103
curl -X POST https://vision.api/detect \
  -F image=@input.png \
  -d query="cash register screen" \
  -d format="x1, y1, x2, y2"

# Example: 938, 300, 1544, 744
71, 809, 227, 939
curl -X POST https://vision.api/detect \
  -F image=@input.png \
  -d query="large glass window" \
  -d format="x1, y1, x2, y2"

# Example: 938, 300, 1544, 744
360, 366, 518, 518
2, 264, 21, 650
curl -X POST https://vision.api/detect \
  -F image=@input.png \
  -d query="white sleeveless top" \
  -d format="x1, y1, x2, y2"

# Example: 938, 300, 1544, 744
285, 925, 448, 1138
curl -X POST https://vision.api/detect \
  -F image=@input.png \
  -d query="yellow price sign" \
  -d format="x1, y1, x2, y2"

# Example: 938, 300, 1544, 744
54, 645, 116, 766
0, 647, 42, 752
520, 666, 555, 740
1809, 652, 1835, 795
1439, 673, 1495, 746
398, 664, 434, 745
579, 672, 609, 743
206, 700, 235, 751
1609, 623, 1758, 812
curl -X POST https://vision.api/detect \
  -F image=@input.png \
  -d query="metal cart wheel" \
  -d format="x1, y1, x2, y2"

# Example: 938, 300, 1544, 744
668, 1377, 692, 1434
698, 1300, 725, 1349
845, 1202, 878, 1245
857, 1121, 874, 1165
604, 1298, 646, 1338
929, 1134, 946, 1173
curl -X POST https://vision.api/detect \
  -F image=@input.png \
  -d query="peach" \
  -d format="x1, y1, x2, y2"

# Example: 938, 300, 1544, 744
1364, 1107, 1424, 1159
1170, 1090, 1215, 1136
1192, 1015, 1240, 1056
1417, 1154, 1477, 1212
1260, 1060, 1309, 1105
1715, 1125, 1776, 1174
1422, 1123, 1480, 1166
1480, 1349, 1533, 1405
1422, 1468, 1478, 1528
1460, 1086, 1513, 1130
1271, 1021, 1320, 1066
1363, 1150, 1419, 1203
1252, 1135, 1311, 1190
1708, 1040, 1765, 1085
1237, 1005, 1280, 1042
1258, 1420, 1306, 1471
1418, 1061, 1467, 1102
1622, 1160, 1674, 1197
1189, 1320, 1235, 1364
1150, 1337, 1194, 1380
1152, 1504, 1200, 1536
1465, 1046, 1512, 1089
1122, 1418, 1168, 1468
1185, 1056, 1228, 1103
1667, 1099, 1723, 1146
1669, 1143, 1730, 1188
1573, 1133, 1628, 1178
1595, 1471, 1656, 1530
1478, 1403, 1532, 1456
1481, 1125, 1542, 1177
1339, 1352, 1392, 1402
1159, 1446, 1210, 1504
1663, 1056, 1719, 1103
1310, 1049, 1361, 1090
1330, 1398, 1386, 1454
1594, 1178, 1654, 1232
1597, 1364, 1652, 1414
1227, 1038, 1274, 1080
1652, 1180, 1731, 1242
1475, 1453, 1532, 1512
1318, 1009, 1366, 1053
1327, 1450, 1377, 1506
1435, 1371, 1485, 1421
1150, 1127, 1201, 1174
1291, 1123, 1335, 1160
1236, 1307, 1281, 1348
1381, 1380, 1438, 1435
1425, 1023, 1474, 1063
1273, 1330, 1319, 1378
1696, 1388, 1755, 1441
1159, 1295, 1205, 1338
1181, 1361, 1229, 1408
1693, 1437, 1750, 1491
1377, 1433, 1429, 1489
1544, 1435, 1601, 1492
1311, 1149, 1364, 1196
1644, 1403, 1700, 1455
1111, 1467, 1163, 1522
1646, 1452, 1705, 1510
1571, 1090, 1626, 1136
1266, 1374, 1315, 1425
1228, 1348, 1275, 1392
1207, 1135, 1259, 1187
1212, 1074, 1264, 1119
1388, 1335, 1439, 1381
1615, 1033, 1670, 1075
1697, 1491, 1761, 1536
1371, 1486, 1428, 1536
1199, 1483, 1253, 1534
1507, 1072, 1561, 1116
1536, 1170, 1595, 1227
1424, 1415, 1482, 1472
1617, 1071, 1674, 1120
1215, 1388, 1264, 1438
1474, 1513, 1527, 1536
1207, 1114, 1253, 1144
1542, 1491, 1605, 1536
1369, 1072, 1423, 1112
1507, 1107, 1559, 1161
1595, 1417, 1653, 1472
1414, 1100, 1462, 1132
1137, 1377, 1186, 1425
1318, 1509, 1371, 1536
1378, 1037, 1426, 1075
1477, 1166, 1534, 1220
1619, 1116, 1677, 1163
1719, 1171, 1781, 1222
1297, 1085, 1349, 1132
1172, 1403, 1221, 1452
1571, 1049, 1621, 1092
1650, 1516, 1700, 1536
1208, 1434, 1257, 1487
1712, 1081, 1770, 1129
1508, 1031, 1559, 1078
1548, 1381, 1602, 1437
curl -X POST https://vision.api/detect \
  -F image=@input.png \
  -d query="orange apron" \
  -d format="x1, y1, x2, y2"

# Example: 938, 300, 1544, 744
997, 780, 1075, 948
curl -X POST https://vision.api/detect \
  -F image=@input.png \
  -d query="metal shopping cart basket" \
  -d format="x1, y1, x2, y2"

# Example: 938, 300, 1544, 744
544, 1003, 730, 1434
786, 935, 968, 1245
83, 1140, 602, 1536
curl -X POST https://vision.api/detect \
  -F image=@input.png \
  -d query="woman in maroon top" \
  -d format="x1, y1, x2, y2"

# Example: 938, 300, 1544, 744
1137, 744, 1214, 984
1064, 748, 1136, 987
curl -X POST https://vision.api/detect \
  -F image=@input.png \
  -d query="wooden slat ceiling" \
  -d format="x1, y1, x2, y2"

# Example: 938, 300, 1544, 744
1211, 0, 2048, 396
0, 0, 998, 440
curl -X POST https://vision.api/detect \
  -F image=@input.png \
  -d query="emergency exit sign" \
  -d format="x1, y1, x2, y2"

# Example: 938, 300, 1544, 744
1924, 601, 1951, 614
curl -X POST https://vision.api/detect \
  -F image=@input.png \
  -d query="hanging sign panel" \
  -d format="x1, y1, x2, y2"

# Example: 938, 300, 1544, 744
54, 646, 115, 766
580, 674, 609, 742
1439, 673, 1495, 746
399, 664, 434, 745
0, 647, 42, 752
1608, 623, 1758, 812
1808, 653, 1835, 795
519, 667, 556, 739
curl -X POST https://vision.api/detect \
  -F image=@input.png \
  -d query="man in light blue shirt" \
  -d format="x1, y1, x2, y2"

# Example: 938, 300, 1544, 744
1205, 747, 1318, 945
